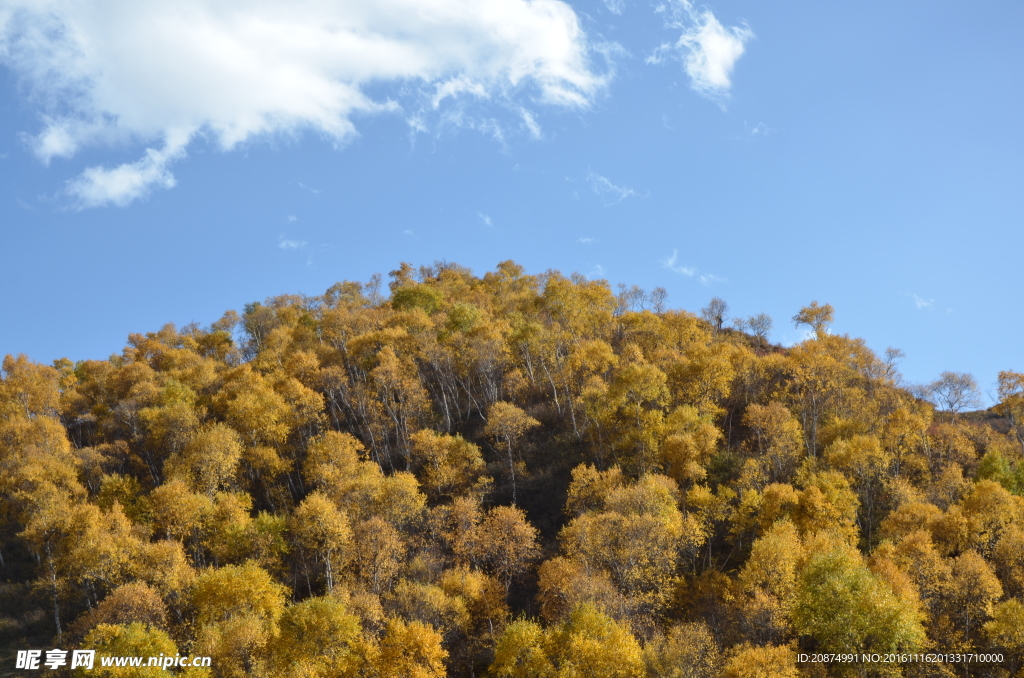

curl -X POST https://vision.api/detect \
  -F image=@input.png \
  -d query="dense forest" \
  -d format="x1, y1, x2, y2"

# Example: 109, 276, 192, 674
2, 260, 1023, 678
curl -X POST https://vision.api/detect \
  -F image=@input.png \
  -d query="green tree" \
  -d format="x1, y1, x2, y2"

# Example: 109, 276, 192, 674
793, 541, 925, 665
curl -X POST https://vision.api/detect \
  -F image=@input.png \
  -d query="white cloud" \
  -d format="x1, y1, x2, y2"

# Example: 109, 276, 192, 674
603, 0, 626, 15
278, 237, 307, 250
588, 171, 645, 204
589, 264, 607, 279
478, 212, 493, 226
663, 249, 696, 276
66, 138, 186, 208
520, 109, 542, 139
577, 237, 597, 244
649, 1, 752, 101
287, 215, 298, 223
1, 0, 608, 206
746, 121, 773, 136
911, 293, 934, 309
663, 249, 724, 285
432, 77, 490, 109
28, 121, 85, 164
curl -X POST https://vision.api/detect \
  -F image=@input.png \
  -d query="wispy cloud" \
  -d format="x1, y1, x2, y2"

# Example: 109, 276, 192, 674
287, 215, 298, 223
745, 121, 774, 136
297, 182, 321, 195
602, 0, 626, 15
436, 112, 509, 148
3, 0, 610, 207
279, 236, 307, 250
403, 229, 415, 237
911, 293, 934, 309
278, 236, 333, 267
663, 249, 696, 277
589, 264, 607, 279
648, 1, 753, 102
662, 249, 724, 285
478, 212, 493, 227
588, 171, 646, 205
577, 237, 598, 244
520, 109, 542, 139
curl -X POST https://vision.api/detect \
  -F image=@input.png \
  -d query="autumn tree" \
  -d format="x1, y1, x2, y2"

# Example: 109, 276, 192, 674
484, 402, 539, 504
939, 551, 1003, 650
747, 313, 773, 344
742, 402, 804, 486
985, 599, 1024, 674
734, 520, 802, 645
409, 429, 487, 501
472, 505, 539, 593
644, 622, 721, 678
269, 596, 363, 678
720, 644, 798, 678
369, 618, 447, 678
823, 435, 891, 546
792, 301, 834, 338
73, 582, 168, 636
490, 604, 644, 678
996, 370, 1024, 451
658, 406, 721, 486
925, 371, 983, 416
290, 491, 352, 593
558, 474, 701, 623
700, 297, 728, 333
489, 619, 552, 678
353, 516, 405, 594
190, 562, 287, 677
80, 623, 178, 678
164, 422, 242, 496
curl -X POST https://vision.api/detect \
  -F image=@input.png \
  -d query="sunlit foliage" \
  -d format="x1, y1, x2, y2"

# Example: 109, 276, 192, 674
0, 263, 1019, 677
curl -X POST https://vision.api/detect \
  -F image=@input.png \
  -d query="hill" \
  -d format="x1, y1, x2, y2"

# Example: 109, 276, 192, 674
1, 260, 1023, 677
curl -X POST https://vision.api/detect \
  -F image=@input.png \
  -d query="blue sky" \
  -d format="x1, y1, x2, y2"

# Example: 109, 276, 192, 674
1, 0, 1022, 401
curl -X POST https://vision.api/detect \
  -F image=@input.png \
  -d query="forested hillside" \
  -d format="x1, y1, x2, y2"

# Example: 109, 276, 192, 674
2, 261, 1023, 677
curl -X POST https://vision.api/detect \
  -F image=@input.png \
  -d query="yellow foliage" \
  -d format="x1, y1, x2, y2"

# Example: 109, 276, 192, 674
79, 623, 178, 678
410, 429, 486, 499
370, 618, 447, 678
721, 643, 798, 678
644, 622, 720, 678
